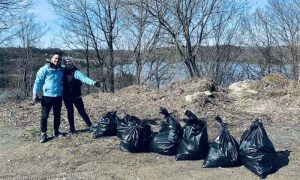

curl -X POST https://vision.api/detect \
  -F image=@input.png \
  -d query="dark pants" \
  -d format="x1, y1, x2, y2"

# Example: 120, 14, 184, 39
40, 96, 62, 133
63, 97, 92, 131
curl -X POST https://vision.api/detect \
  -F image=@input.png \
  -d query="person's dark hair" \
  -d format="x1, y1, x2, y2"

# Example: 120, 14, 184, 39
53, 51, 63, 57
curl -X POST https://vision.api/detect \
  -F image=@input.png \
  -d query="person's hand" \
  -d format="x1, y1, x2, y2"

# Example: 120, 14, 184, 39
93, 80, 101, 88
32, 94, 40, 103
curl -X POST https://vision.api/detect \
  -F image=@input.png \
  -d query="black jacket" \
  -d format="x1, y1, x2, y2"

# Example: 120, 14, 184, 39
63, 67, 82, 98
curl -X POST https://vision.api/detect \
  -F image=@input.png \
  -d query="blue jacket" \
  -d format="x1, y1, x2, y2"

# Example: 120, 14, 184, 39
74, 70, 95, 86
33, 63, 64, 97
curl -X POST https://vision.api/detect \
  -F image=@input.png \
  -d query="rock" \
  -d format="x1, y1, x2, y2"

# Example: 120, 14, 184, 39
185, 91, 213, 102
229, 80, 258, 96
203, 91, 212, 96
185, 92, 201, 102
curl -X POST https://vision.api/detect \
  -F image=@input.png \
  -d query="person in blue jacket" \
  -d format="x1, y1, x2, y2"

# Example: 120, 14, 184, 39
63, 58, 101, 135
33, 52, 64, 143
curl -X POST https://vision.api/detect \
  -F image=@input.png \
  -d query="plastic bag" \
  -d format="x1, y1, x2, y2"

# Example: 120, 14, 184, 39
120, 121, 152, 153
202, 116, 239, 167
150, 107, 182, 156
91, 111, 120, 139
239, 119, 277, 179
117, 114, 141, 139
175, 110, 209, 160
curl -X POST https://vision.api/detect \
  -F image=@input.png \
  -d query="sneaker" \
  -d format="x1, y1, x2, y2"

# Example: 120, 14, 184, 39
39, 133, 47, 143
91, 129, 103, 139
89, 125, 97, 132
53, 130, 64, 138
67, 129, 76, 136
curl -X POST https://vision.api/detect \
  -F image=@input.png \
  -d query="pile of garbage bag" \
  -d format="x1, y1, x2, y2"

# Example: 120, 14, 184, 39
91, 108, 281, 178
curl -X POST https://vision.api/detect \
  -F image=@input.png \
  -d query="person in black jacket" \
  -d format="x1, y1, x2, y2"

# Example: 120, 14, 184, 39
63, 58, 101, 134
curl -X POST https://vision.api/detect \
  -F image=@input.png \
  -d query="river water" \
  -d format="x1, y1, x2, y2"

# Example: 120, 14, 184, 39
115, 61, 293, 88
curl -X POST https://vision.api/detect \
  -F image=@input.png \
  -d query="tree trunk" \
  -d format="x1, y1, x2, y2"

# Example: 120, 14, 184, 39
135, 54, 142, 84
190, 55, 200, 77
297, 62, 300, 83
184, 59, 194, 78
85, 46, 90, 94
108, 37, 115, 93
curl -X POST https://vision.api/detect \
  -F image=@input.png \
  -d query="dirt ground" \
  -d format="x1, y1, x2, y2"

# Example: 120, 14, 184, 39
0, 74, 300, 179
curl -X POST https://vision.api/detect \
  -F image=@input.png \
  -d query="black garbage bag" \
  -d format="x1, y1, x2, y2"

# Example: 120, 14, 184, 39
202, 116, 239, 167
150, 107, 182, 156
120, 121, 152, 153
117, 114, 141, 139
91, 111, 120, 139
239, 119, 277, 179
99, 111, 119, 135
175, 110, 209, 160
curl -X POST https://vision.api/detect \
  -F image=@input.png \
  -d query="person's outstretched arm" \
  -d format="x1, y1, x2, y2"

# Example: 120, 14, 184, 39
74, 70, 96, 86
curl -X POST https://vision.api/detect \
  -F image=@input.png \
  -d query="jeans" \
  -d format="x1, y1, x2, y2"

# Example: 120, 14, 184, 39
40, 96, 62, 133
63, 97, 92, 131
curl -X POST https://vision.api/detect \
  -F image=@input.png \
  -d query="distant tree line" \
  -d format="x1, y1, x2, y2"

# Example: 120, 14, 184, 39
1, 0, 300, 99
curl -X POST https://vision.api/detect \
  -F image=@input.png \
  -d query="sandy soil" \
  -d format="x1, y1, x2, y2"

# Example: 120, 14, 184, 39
0, 75, 300, 179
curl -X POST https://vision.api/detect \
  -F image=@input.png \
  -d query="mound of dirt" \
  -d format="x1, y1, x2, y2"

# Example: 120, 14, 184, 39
250, 73, 300, 97
116, 85, 157, 95
166, 78, 218, 93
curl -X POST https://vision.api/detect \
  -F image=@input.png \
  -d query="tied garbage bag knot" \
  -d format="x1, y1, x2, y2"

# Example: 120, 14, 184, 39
117, 113, 142, 139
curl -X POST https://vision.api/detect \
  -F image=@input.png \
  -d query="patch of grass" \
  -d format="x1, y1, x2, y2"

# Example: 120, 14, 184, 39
263, 73, 289, 87
27, 128, 40, 138
27, 127, 54, 138
250, 82, 264, 92
250, 73, 293, 97
47, 127, 54, 135
267, 90, 288, 97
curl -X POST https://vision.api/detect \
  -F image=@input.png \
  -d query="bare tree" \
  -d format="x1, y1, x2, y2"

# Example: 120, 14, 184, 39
143, 49, 175, 89
0, 0, 32, 45
90, 0, 121, 92
265, 0, 300, 81
17, 14, 47, 97
199, 0, 247, 86
121, 0, 162, 85
244, 7, 288, 80
49, 0, 107, 92
139, 0, 230, 78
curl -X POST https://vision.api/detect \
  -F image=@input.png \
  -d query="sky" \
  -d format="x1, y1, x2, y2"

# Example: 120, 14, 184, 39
251, 0, 268, 7
31, 0, 61, 48
31, 0, 268, 49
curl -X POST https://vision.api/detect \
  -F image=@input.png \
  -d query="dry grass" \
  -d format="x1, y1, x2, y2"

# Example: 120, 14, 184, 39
1, 73, 300, 179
